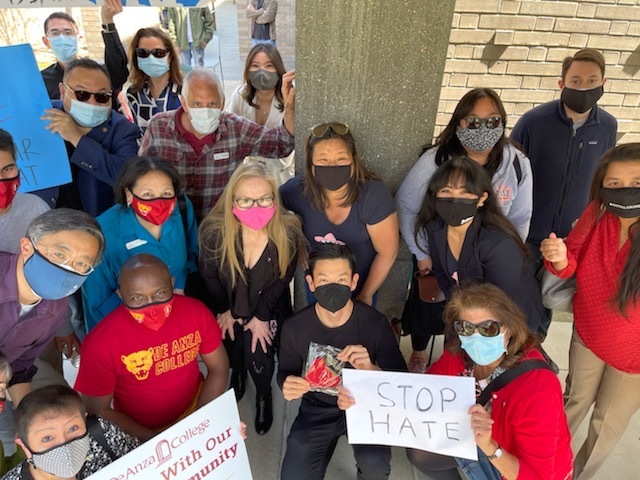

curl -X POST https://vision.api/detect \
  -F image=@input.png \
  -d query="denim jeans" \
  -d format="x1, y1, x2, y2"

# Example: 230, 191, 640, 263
181, 42, 205, 67
252, 38, 276, 47
455, 449, 502, 480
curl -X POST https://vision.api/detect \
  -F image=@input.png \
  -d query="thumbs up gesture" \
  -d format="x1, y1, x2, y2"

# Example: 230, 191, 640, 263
540, 232, 568, 271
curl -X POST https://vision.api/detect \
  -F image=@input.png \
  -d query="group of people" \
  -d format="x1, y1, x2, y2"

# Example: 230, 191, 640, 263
0, 3, 635, 479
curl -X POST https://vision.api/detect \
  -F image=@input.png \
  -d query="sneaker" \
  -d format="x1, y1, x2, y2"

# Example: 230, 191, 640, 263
408, 355, 428, 374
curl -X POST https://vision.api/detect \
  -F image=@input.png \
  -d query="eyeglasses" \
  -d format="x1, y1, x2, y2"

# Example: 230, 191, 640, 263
234, 196, 275, 209
31, 240, 94, 275
310, 122, 350, 138
453, 319, 502, 337
47, 29, 76, 38
63, 83, 112, 105
463, 116, 503, 130
135, 48, 168, 59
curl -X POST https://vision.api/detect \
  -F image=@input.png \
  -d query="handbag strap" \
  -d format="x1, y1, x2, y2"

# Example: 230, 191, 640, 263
476, 359, 552, 407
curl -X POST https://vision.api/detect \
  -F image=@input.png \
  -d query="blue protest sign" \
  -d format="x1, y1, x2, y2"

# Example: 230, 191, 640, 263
0, 44, 71, 193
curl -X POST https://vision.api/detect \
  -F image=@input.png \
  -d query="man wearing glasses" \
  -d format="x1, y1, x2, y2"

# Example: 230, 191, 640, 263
0, 208, 104, 456
42, 58, 140, 217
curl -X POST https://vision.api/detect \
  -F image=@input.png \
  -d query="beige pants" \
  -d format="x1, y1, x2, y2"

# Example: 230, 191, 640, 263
565, 327, 640, 479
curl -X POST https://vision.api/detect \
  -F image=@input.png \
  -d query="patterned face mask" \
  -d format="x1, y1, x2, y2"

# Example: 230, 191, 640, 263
28, 431, 90, 478
455, 124, 504, 152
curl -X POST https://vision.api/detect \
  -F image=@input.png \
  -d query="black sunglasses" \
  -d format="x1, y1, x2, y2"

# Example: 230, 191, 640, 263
463, 116, 503, 130
310, 122, 350, 138
135, 48, 168, 59
63, 83, 112, 104
453, 319, 502, 337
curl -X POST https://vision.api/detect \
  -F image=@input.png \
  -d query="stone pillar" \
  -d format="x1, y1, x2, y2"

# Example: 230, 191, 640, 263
295, 0, 455, 319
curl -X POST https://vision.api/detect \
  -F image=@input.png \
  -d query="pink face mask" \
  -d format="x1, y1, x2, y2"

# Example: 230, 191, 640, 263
232, 205, 276, 230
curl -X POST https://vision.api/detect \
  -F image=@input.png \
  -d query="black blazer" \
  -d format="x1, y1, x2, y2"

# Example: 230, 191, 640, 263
426, 217, 544, 334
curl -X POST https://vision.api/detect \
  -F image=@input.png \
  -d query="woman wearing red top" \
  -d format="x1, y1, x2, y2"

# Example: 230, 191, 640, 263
404, 284, 573, 480
541, 143, 640, 480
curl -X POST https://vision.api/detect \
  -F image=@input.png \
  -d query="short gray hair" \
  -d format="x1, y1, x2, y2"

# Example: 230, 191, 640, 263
0, 351, 12, 383
26, 209, 105, 264
182, 68, 225, 105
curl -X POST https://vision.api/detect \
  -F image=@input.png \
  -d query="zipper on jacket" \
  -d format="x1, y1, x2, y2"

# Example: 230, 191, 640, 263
552, 128, 579, 234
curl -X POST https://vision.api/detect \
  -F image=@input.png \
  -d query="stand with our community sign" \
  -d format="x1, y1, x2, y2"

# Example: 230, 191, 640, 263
0, 44, 71, 193
87, 390, 253, 480
343, 369, 478, 461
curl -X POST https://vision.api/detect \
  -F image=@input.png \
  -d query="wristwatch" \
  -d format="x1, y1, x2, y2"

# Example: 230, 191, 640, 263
102, 23, 116, 33
487, 444, 503, 460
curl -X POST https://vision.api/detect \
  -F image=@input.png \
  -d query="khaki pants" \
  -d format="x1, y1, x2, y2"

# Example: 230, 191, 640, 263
565, 327, 640, 479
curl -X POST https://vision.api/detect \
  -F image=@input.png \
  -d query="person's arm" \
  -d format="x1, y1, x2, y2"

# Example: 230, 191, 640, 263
246, 0, 262, 18
82, 393, 157, 441
200, 8, 215, 46
507, 149, 533, 241
196, 346, 230, 408
167, 9, 179, 44
100, 0, 128, 93
183, 196, 200, 277
198, 241, 232, 313
253, 249, 297, 321
81, 257, 121, 333
509, 117, 529, 155
277, 321, 309, 400
281, 70, 294, 135
253, 0, 278, 24
7, 383, 31, 407
357, 213, 399, 305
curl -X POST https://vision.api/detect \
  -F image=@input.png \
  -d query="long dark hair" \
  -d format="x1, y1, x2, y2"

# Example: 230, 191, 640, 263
414, 156, 526, 255
590, 143, 640, 314
241, 44, 285, 112
427, 88, 510, 179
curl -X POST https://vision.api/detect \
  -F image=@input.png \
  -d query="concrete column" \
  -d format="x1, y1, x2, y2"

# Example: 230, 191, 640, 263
295, 0, 455, 318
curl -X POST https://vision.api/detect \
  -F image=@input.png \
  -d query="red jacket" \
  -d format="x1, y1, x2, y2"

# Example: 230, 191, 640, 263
429, 349, 573, 480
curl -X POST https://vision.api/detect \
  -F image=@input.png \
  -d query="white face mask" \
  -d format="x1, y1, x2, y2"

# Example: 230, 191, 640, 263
187, 107, 221, 135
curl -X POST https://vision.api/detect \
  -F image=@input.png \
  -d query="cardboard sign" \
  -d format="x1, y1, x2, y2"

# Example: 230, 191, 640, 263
1, 0, 209, 8
87, 390, 253, 480
343, 369, 478, 461
0, 44, 71, 192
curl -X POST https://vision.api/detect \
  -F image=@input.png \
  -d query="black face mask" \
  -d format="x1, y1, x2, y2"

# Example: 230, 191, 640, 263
435, 198, 478, 227
313, 283, 352, 313
561, 85, 604, 114
600, 187, 640, 218
313, 165, 351, 191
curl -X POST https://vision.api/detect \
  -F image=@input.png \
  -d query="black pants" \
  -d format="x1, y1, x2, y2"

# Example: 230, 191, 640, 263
406, 449, 461, 479
224, 321, 276, 396
281, 399, 391, 480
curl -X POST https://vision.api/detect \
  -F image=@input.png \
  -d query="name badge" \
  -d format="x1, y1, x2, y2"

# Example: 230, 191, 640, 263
214, 152, 230, 160
125, 239, 148, 250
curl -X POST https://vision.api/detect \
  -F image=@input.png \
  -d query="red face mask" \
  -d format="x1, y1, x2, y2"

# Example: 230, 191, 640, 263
0, 176, 20, 209
130, 194, 176, 225
126, 296, 174, 331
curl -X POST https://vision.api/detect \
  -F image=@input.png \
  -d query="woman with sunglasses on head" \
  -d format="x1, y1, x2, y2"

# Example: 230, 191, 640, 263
226, 44, 294, 186
414, 157, 544, 337
279, 123, 399, 306
126, 27, 183, 134
399, 284, 573, 480
541, 144, 640, 480
81, 156, 198, 333
199, 163, 304, 435
396, 88, 533, 372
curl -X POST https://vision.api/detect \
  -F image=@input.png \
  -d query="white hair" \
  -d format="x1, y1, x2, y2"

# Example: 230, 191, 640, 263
182, 68, 225, 104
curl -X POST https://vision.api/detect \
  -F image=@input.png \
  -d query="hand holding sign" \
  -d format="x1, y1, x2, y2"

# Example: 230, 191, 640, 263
468, 404, 495, 453
42, 108, 87, 146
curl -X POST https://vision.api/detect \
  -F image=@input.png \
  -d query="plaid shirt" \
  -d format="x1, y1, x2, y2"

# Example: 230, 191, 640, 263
140, 107, 295, 221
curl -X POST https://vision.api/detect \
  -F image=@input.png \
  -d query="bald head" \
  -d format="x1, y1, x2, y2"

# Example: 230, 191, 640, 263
118, 254, 173, 308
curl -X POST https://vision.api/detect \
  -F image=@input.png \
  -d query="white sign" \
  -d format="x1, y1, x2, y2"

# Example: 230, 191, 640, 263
2, 0, 210, 9
88, 390, 253, 480
343, 369, 478, 461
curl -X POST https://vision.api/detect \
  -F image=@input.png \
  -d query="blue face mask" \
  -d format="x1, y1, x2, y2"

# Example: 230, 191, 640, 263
23, 249, 90, 300
69, 99, 110, 128
137, 56, 170, 78
459, 332, 507, 366
50, 35, 78, 63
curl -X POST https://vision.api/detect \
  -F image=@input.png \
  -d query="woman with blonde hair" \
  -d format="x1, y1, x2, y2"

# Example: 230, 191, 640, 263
199, 163, 303, 435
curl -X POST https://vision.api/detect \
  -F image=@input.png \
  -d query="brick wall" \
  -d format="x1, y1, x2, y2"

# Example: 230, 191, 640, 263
79, 7, 105, 60
440, 0, 640, 143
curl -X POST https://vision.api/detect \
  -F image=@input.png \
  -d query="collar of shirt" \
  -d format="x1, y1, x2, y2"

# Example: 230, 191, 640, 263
175, 106, 215, 155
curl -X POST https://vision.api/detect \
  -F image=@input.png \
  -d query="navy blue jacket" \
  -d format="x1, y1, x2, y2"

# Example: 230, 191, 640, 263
427, 217, 544, 334
36, 101, 140, 217
510, 100, 617, 245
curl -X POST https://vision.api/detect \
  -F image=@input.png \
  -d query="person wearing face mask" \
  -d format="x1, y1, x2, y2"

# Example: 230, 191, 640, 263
0, 209, 104, 457
395, 284, 572, 480
227, 44, 294, 186
1, 385, 139, 480
75, 254, 229, 441
279, 123, 398, 306
541, 144, 640, 480
415, 157, 544, 338
278, 243, 407, 480
41, 59, 140, 217
396, 88, 533, 373
126, 28, 183, 135
198, 163, 303, 434
140, 67, 295, 222
81, 157, 198, 333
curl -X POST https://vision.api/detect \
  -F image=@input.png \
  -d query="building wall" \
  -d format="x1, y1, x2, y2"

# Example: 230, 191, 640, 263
440, 0, 640, 143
